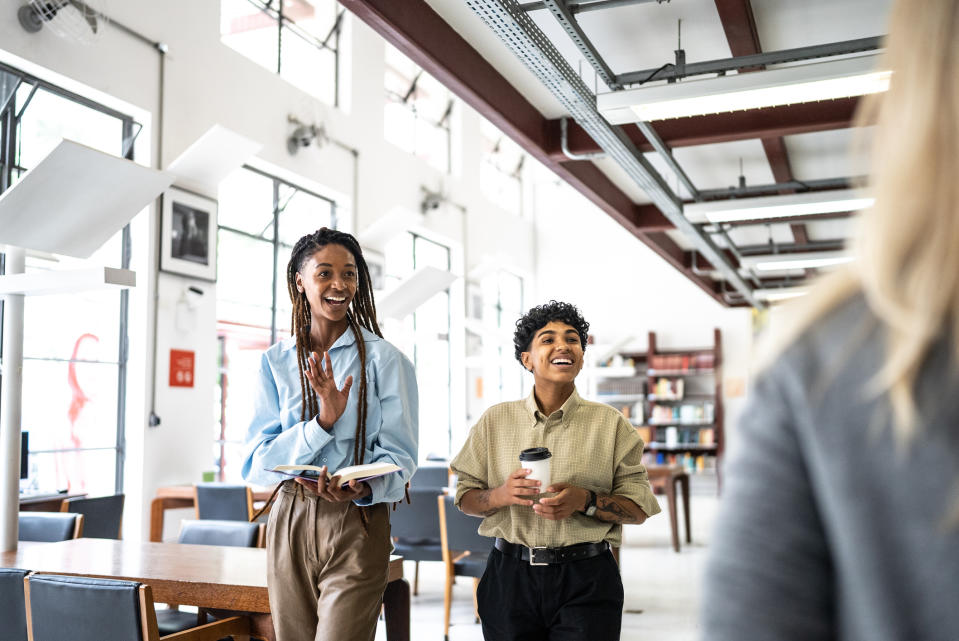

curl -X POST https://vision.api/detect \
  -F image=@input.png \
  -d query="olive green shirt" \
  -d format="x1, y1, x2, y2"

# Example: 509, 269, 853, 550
451, 388, 661, 548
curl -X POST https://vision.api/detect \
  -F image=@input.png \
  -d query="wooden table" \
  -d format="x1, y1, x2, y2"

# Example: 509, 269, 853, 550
647, 465, 691, 552
18, 492, 86, 512
150, 485, 275, 542
2, 539, 409, 641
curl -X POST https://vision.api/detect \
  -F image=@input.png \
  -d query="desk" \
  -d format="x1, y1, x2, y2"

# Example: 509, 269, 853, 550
2, 539, 409, 641
150, 485, 275, 542
19, 492, 86, 512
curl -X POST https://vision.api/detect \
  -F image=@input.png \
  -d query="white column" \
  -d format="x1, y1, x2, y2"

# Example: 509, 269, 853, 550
0, 246, 25, 552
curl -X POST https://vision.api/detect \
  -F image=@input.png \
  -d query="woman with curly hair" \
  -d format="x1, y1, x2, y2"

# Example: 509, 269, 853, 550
451, 300, 660, 641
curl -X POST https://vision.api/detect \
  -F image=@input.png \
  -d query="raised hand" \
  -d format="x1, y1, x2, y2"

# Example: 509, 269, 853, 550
305, 351, 354, 431
533, 482, 589, 521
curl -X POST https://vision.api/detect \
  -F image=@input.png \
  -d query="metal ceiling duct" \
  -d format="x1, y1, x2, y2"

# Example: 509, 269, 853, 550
465, 0, 762, 308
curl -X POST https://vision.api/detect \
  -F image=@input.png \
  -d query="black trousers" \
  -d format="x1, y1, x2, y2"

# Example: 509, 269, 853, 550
477, 547, 624, 641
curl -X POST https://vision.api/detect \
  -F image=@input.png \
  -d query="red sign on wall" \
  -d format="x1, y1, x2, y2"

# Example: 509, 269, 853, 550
169, 349, 195, 388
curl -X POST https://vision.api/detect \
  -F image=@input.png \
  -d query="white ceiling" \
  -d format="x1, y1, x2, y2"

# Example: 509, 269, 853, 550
422, 0, 892, 292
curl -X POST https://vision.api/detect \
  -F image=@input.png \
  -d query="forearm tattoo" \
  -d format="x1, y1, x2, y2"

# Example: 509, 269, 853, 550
475, 489, 499, 517
594, 495, 646, 524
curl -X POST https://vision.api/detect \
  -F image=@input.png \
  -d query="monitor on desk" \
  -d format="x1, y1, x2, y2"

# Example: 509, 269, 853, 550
21, 431, 28, 480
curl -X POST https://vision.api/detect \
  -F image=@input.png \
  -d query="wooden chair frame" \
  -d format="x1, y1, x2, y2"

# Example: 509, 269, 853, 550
23, 575, 252, 641
437, 495, 481, 640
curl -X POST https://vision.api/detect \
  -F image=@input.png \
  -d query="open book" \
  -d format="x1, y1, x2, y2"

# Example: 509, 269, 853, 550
269, 461, 401, 486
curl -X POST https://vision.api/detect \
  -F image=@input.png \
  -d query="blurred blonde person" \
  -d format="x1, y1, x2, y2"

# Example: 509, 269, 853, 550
702, 2, 959, 640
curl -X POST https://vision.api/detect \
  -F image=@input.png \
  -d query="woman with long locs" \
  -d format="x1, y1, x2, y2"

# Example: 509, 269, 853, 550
242, 227, 418, 641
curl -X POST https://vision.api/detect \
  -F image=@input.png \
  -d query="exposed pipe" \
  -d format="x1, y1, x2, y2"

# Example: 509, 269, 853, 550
698, 176, 857, 200
560, 117, 606, 160
466, 0, 763, 308
521, 0, 667, 13
634, 120, 700, 201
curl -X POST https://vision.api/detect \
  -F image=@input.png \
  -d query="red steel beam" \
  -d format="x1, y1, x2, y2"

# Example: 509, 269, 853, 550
338, 0, 726, 302
546, 97, 859, 160
714, 0, 809, 246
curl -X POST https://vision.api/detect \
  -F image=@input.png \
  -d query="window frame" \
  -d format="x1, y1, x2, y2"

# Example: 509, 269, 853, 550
214, 165, 338, 479
0, 61, 137, 494
223, 0, 346, 107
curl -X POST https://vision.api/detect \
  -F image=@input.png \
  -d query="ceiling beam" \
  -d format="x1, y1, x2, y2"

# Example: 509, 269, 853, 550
714, 0, 809, 246
545, 97, 859, 160
338, 0, 727, 303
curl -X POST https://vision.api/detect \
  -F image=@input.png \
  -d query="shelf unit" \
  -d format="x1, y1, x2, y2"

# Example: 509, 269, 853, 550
587, 329, 723, 475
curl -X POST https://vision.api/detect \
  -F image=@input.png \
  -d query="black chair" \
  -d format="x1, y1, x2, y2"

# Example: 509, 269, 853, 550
18, 511, 83, 542
60, 494, 125, 539
438, 494, 492, 641
410, 464, 449, 490
24, 573, 249, 641
155, 519, 264, 637
0, 568, 29, 641
194, 483, 254, 521
391, 487, 444, 595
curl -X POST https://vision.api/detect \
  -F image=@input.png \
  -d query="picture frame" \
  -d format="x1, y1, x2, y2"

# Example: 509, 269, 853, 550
160, 186, 218, 281
363, 247, 386, 292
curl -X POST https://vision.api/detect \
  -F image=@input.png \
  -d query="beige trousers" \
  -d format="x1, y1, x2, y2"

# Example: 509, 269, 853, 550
266, 481, 391, 641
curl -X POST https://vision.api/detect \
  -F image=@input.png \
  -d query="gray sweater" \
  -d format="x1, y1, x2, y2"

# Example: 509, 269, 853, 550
702, 296, 959, 641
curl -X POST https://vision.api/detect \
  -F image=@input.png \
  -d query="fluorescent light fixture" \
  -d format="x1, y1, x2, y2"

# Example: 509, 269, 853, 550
754, 287, 809, 302
598, 55, 889, 124
742, 251, 854, 272
684, 189, 873, 224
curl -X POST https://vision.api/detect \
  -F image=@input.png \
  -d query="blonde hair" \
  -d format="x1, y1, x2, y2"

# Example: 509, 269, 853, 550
762, 0, 959, 439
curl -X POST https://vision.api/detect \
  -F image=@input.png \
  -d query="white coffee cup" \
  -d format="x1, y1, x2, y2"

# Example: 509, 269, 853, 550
519, 447, 552, 487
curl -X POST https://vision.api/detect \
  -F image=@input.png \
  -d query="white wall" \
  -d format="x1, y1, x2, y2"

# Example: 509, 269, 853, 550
530, 175, 754, 446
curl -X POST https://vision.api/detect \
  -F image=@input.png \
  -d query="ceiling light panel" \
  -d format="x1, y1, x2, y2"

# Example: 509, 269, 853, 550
684, 189, 873, 224
598, 54, 889, 124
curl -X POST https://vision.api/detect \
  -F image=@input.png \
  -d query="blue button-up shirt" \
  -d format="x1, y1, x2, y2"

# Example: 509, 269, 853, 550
241, 326, 418, 505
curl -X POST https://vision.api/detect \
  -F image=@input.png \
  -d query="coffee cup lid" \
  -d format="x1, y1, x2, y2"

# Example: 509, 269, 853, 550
519, 447, 552, 461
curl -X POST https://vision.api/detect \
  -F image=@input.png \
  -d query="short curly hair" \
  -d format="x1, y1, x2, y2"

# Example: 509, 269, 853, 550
513, 300, 590, 364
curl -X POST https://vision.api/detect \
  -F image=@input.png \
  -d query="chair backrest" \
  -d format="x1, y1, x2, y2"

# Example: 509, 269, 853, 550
437, 495, 491, 558
391, 488, 443, 543
0, 568, 29, 641
60, 494, 124, 539
25, 574, 148, 641
18, 512, 83, 542
194, 484, 253, 521
410, 465, 449, 490
178, 519, 264, 548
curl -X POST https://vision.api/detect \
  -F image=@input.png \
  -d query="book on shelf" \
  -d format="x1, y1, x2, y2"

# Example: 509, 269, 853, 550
269, 462, 401, 486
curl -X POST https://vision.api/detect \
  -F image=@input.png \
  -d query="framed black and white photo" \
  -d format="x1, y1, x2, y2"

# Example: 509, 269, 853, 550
363, 248, 386, 292
160, 187, 218, 281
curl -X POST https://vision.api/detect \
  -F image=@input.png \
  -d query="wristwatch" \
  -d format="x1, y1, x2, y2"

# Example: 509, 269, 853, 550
582, 489, 597, 517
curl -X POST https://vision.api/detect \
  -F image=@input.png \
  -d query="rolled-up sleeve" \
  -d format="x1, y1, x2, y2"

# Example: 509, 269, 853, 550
610, 417, 662, 517
451, 415, 491, 506
356, 350, 419, 505
241, 352, 334, 486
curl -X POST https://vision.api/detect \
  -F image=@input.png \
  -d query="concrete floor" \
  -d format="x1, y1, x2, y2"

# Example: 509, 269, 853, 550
376, 475, 719, 641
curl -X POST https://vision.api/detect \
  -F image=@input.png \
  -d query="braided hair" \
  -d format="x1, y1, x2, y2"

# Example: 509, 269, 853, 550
287, 227, 382, 473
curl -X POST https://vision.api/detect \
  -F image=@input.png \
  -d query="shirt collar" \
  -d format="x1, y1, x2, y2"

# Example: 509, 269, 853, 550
525, 387, 582, 427
280, 325, 380, 352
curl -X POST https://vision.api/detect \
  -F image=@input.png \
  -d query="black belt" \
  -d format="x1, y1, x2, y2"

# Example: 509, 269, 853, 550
494, 538, 609, 566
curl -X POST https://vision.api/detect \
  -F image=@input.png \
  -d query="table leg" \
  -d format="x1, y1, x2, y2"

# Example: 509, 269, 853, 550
679, 475, 691, 544
666, 480, 679, 553
149, 498, 165, 543
383, 578, 410, 641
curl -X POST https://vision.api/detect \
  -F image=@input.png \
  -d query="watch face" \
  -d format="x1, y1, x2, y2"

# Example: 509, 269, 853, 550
585, 506, 597, 516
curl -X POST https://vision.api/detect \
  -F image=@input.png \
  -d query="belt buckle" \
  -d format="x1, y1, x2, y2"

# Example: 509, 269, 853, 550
529, 546, 548, 566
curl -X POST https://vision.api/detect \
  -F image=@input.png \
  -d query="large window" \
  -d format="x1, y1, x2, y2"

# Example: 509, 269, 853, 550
384, 43, 454, 173
480, 118, 525, 215
0, 64, 136, 496
384, 232, 453, 460
214, 166, 337, 480
466, 270, 525, 426
220, 0, 345, 106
